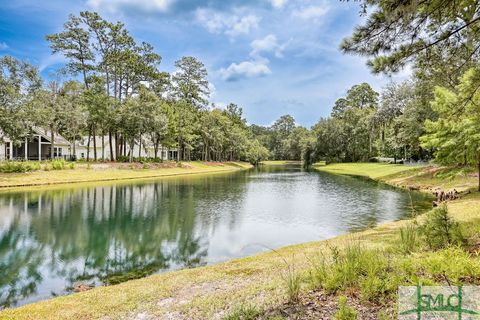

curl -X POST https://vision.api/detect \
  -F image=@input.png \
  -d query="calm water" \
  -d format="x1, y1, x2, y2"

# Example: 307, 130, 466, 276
0, 165, 432, 308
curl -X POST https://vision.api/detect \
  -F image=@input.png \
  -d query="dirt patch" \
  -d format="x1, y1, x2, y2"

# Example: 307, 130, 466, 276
261, 289, 391, 320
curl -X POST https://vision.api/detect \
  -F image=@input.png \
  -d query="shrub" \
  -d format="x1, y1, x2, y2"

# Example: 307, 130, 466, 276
51, 159, 66, 170
116, 156, 130, 163
420, 205, 465, 250
223, 304, 261, 320
334, 296, 357, 320
0, 161, 40, 173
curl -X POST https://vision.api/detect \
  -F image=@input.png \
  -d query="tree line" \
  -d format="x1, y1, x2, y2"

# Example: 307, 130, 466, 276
0, 12, 275, 163
306, 0, 480, 190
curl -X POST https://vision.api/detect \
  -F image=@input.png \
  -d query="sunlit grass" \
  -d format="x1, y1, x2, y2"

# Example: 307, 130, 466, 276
0, 161, 253, 191
314, 162, 420, 180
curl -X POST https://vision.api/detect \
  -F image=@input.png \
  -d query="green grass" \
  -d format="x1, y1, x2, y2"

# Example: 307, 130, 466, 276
2, 163, 480, 320
313, 162, 420, 180
0, 161, 253, 191
260, 160, 301, 165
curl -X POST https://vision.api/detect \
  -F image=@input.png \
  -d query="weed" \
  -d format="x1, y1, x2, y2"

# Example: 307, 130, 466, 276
399, 224, 418, 254
334, 296, 357, 320
223, 304, 261, 320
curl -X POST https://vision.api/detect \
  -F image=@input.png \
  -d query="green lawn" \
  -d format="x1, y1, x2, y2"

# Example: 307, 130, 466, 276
0, 161, 253, 191
260, 160, 302, 165
2, 163, 479, 320
313, 162, 420, 180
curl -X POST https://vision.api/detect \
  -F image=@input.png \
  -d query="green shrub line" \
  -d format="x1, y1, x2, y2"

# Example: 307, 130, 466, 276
0, 160, 75, 173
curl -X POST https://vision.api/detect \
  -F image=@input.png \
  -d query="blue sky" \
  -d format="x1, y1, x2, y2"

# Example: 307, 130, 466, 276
0, 0, 405, 127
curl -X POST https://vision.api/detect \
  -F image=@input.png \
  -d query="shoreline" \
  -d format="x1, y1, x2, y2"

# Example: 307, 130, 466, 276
0, 161, 253, 192
1, 162, 478, 320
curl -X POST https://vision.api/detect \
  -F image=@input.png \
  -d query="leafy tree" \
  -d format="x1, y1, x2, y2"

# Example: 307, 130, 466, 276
342, 1, 480, 76
421, 67, 480, 190
172, 56, 210, 109
0, 56, 42, 144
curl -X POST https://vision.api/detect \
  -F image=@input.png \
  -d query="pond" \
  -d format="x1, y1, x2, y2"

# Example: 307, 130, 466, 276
0, 165, 432, 308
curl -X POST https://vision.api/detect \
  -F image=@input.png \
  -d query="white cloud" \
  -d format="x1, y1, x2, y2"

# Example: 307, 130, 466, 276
87, 0, 174, 13
0, 42, 8, 50
39, 53, 67, 72
269, 0, 287, 9
250, 34, 286, 58
226, 15, 260, 37
220, 58, 271, 81
293, 4, 329, 20
195, 8, 260, 38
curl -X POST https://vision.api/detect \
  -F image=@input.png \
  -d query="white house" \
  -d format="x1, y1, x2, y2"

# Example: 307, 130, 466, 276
0, 127, 72, 161
1, 127, 177, 161
74, 136, 177, 161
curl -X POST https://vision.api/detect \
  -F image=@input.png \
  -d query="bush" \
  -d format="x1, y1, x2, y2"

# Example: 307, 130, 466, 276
116, 156, 130, 163
51, 159, 66, 170
420, 205, 465, 250
334, 296, 357, 320
0, 161, 41, 173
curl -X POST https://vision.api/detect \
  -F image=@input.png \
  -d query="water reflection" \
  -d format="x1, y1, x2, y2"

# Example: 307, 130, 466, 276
0, 166, 432, 308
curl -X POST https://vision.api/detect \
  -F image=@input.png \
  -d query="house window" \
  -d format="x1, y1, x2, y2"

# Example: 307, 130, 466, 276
53, 147, 62, 157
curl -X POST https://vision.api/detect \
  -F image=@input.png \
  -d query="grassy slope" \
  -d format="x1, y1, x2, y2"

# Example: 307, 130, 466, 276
260, 160, 302, 165
1, 163, 479, 320
0, 161, 253, 190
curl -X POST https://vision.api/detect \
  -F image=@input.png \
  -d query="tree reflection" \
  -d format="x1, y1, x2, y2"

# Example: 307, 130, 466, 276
0, 179, 212, 308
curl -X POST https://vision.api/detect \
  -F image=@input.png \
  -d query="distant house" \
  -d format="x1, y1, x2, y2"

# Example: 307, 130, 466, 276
74, 136, 177, 161
0, 127, 72, 161
0, 127, 178, 161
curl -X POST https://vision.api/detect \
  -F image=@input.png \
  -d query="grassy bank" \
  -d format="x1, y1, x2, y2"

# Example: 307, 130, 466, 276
1, 163, 479, 320
0, 161, 253, 191
260, 160, 302, 165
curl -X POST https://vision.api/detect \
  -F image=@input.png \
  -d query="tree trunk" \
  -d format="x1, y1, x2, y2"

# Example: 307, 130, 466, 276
109, 131, 114, 161
86, 131, 91, 162
92, 125, 97, 161
129, 141, 134, 163
102, 134, 105, 161
138, 136, 142, 158
50, 128, 55, 160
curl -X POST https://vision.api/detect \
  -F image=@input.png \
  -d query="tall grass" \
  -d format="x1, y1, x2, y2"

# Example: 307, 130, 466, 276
311, 243, 397, 302
334, 296, 357, 320
223, 304, 261, 320
399, 223, 418, 254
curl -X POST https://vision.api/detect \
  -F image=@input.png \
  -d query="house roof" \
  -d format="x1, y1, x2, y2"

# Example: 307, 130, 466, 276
32, 127, 71, 146
2, 127, 70, 146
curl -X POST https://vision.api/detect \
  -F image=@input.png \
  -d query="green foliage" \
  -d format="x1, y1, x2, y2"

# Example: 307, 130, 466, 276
399, 224, 419, 254
420, 205, 465, 250
334, 296, 357, 320
284, 267, 301, 302
51, 160, 66, 170
341, 1, 480, 77
223, 304, 261, 320
0, 161, 41, 173
311, 243, 398, 302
